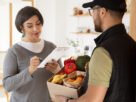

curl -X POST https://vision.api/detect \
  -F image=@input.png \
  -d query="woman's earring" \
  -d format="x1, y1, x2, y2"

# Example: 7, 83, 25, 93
21, 30, 25, 38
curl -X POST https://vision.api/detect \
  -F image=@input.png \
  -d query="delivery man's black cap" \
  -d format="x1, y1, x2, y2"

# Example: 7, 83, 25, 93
82, 0, 127, 12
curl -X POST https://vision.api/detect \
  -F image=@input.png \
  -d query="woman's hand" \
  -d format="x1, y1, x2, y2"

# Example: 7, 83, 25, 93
45, 59, 60, 73
28, 56, 40, 75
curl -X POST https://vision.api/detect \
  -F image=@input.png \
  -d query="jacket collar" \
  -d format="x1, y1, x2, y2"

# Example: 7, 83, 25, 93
94, 24, 126, 46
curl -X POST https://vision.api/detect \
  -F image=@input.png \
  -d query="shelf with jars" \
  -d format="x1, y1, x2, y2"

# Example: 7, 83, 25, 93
71, 25, 99, 35
71, 32, 99, 35
72, 7, 90, 17
72, 12, 90, 17
71, 32, 100, 35
71, 7, 99, 35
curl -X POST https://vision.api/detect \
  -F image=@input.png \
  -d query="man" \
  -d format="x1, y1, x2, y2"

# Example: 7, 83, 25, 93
57, 0, 136, 102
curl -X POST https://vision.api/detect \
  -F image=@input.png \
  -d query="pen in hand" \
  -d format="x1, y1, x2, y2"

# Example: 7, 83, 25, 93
28, 56, 42, 74
29, 56, 43, 63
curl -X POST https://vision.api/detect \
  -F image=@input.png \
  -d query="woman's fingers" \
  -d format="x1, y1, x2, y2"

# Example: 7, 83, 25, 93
28, 56, 41, 74
45, 59, 60, 73
31, 60, 40, 64
52, 59, 58, 64
46, 63, 56, 69
46, 61, 58, 68
30, 56, 40, 64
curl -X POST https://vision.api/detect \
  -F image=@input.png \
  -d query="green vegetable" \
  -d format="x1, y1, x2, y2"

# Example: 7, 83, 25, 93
75, 55, 91, 71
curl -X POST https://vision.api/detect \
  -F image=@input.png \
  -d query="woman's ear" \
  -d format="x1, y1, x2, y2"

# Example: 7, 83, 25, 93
20, 26, 25, 37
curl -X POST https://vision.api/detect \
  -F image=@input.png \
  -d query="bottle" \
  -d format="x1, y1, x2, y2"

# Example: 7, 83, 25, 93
84, 45, 90, 56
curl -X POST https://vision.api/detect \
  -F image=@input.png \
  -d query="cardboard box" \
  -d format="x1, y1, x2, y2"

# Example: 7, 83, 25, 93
47, 69, 85, 102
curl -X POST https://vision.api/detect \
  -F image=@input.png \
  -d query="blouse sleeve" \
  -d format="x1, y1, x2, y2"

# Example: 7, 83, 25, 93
2, 49, 33, 92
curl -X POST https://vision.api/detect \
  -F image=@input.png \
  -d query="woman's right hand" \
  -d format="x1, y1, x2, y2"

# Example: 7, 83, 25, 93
28, 56, 40, 75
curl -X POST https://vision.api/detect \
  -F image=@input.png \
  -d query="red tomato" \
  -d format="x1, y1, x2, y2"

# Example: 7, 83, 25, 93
64, 63, 77, 74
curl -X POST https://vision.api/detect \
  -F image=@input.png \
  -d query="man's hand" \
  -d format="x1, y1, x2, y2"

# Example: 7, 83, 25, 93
55, 85, 108, 102
55, 95, 68, 102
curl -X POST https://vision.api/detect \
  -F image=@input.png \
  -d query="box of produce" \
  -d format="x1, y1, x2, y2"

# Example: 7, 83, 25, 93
47, 55, 90, 101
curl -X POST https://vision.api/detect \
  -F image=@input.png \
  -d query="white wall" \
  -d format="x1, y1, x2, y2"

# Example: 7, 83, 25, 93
35, 0, 67, 46
0, 3, 10, 51
0, 53, 6, 69
55, 0, 67, 46
12, 2, 32, 45
35, 0, 56, 43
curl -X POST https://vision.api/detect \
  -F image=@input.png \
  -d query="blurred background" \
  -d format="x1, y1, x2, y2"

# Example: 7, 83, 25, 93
0, 0, 134, 101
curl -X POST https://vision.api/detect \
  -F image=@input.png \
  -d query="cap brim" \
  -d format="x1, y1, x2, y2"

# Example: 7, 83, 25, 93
82, 1, 96, 8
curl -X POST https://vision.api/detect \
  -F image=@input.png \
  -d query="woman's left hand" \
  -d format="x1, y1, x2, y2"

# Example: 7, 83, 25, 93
45, 59, 60, 73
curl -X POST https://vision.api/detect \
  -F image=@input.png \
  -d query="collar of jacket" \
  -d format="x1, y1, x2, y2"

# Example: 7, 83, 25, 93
94, 24, 126, 46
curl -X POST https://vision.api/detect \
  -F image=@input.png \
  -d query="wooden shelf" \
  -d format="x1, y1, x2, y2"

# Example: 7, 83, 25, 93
72, 11, 130, 16
71, 32, 99, 35
72, 13, 90, 17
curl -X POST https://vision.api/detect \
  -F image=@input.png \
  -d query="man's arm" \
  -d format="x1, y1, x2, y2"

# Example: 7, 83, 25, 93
70, 85, 108, 102
70, 47, 112, 102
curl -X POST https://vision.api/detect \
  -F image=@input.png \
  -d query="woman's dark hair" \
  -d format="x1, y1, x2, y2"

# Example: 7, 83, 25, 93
15, 6, 44, 33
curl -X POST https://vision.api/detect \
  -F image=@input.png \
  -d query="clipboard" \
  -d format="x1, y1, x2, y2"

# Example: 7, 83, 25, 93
38, 47, 70, 68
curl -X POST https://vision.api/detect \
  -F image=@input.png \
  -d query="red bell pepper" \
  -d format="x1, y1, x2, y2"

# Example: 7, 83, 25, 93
64, 63, 77, 74
64, 58, 75, 65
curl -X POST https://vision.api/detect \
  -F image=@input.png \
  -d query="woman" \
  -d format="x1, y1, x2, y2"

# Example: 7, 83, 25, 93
3, 6, 60, 102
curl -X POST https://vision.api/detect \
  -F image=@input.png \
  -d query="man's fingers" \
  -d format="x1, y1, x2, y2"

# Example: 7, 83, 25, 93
55, 95, 67, 101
